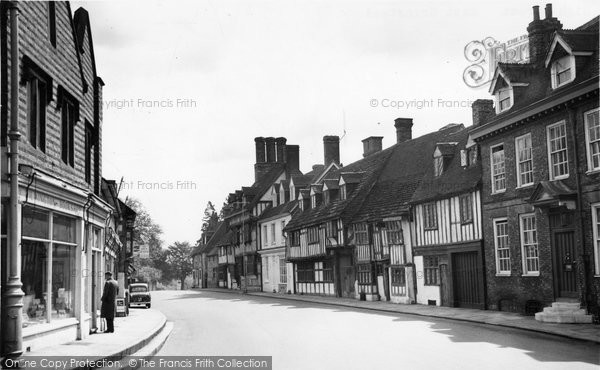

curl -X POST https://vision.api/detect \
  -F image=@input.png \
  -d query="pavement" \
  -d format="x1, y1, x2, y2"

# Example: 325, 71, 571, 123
19, 308, 172, 370
199, 287, 600, 344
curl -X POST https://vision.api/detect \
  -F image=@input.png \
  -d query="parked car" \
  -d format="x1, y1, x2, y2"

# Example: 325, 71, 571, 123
128, 283, 151, 308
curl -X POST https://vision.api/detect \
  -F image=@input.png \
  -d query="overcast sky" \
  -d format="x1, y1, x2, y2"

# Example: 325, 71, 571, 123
73, 0, 598, 247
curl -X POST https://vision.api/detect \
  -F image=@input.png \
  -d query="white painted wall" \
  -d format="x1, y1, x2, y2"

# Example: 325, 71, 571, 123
414, 256, 441, 306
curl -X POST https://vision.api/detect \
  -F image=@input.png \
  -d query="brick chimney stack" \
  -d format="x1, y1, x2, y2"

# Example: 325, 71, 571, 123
472, 99, 495, 126
394, 118, 413, 143
265, 137, 276, 162
362, 136, 383, 157
527, 4, 562, 65
285, 145, 300, 174
323, 136, 340, 166
275, 137, 287, 163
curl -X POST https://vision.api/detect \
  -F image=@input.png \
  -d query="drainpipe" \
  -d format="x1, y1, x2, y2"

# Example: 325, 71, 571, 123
567, 105, 589, 310
3, 1, 24, 358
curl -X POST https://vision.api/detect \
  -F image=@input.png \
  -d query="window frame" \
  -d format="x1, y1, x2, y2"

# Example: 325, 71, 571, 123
490, 143, 506, 193
423, 202, 438, 230
584, 108, 600, 173
26, 74, 49, 153
592, 203, 600, 276
515, 133, 534, 188
495, 86, 513, 113
520, 213, 539, 276
423, 256, 440, 286
493, 218, 511, 276
353, 223, 369, 245
551, 55, 576, 89
547, 121, 569, 180
459, 194, 473, 224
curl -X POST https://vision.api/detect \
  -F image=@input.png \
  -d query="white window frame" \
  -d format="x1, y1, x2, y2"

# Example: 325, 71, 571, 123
515, 133, 534, 188
592, 203, 600, 276
495, 86, 513, 113
490, 143, 506, 193
520, 213, 539, 276
547, 121, 569, 180
551, 55, 575, 89
263, 225, 268, 246
270, 223, 276, 245
493, 218, 510, 276
584, 108, 600, 173
423, 202, 438, 230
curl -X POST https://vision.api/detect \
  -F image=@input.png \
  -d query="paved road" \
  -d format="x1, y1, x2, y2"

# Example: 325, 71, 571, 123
152, 290, 599, 370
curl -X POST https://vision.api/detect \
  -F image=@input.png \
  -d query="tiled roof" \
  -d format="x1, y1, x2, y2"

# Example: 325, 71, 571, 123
322, 179, 339, 190
258, 201, 297, 221
286, 126, 465, 229
558, 30, 599, 52
351, 125, 466, 222
410, 127, 482, 204
575, 16, 599, 31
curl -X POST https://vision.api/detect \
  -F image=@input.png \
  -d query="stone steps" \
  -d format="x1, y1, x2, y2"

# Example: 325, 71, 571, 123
535, 301, 593, 324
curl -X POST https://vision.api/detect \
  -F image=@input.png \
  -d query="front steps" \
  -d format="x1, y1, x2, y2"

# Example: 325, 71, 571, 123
535, 300, 593, 323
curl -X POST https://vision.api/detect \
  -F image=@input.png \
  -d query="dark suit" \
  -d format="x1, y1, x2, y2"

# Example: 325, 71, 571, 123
101, 277, 119, 332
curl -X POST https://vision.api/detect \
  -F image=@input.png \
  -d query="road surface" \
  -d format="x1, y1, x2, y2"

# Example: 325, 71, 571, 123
150, 290, 599, 370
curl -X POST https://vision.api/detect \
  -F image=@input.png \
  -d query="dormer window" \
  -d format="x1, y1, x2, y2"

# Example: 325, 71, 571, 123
551, 55, 575, 89
496, 87, 513, 113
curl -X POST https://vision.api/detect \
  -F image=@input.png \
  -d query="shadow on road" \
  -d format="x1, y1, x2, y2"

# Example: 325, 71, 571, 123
160, 289, 600, 365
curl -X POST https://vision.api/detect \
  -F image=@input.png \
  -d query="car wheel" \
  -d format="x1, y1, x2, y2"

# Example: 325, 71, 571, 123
146, 304, 151, 309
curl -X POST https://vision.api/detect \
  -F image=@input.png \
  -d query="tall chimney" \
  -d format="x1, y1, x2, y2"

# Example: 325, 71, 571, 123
362, 136, 383, 157
275, 137, 287, 163
285, 145, 300, 174
544, 3, 552, 19
255, 137, 266, 163
394, 118, 413, 143
265, 137, 276, 162
527, 4, 562, 64
471, 99, 495, 127
323, 135, 340, 166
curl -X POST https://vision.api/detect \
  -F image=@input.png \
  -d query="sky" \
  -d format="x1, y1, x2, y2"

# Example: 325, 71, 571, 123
73, 0, 598, 247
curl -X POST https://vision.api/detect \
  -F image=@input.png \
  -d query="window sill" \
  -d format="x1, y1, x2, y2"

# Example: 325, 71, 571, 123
496, 273, 511, 277
516, 183, 534, 189
586, 169, 600, 175
550, 175, 569, 181
522, 273, 540, 277
491, 190, 506, 195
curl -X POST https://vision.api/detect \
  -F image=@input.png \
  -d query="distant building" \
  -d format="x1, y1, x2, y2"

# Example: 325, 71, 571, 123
469, 4, 598, 321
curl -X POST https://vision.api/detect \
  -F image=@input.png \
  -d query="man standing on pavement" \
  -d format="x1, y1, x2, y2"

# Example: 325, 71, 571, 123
101, 271, 119, 333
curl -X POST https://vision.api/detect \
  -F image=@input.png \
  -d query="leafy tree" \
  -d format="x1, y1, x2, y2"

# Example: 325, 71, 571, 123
200, 201, 219, 244
125, 197, 167, 278
135, 266, 163, 290
166, 241, 194, 290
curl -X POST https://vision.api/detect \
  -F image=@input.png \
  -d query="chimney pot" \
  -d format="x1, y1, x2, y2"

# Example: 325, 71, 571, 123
323, 135, 340, 166
394, 118, 413, 143
275, 137, 287, 163
265, 137, 276, 162
254, 137, 265, 163
545, 3, 552, 19
533, 5, 540, 21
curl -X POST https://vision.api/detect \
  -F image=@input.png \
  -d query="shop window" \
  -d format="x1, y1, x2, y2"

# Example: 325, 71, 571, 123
391, 267, 406, 286
21, 207, 78, 328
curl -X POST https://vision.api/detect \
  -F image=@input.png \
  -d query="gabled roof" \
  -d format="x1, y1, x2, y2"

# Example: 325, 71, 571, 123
435, 142, 459, 156
352, 124, 466, 222
322, 179, 339, 190
527, 180, 577, 207
339, 172, 364, 185
410, 127, 481, 204
192, 221, 227, 255
286, 124, 466, 229
489, 63, 535, 94
545, 30, 598, 67
258, 201, 297, 222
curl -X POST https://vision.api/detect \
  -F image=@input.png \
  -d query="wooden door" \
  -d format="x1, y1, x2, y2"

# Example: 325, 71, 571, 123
339, 255, 355, 298
439, 264, 449, 306
452, 252, 483, 308
553, 231, 578, 298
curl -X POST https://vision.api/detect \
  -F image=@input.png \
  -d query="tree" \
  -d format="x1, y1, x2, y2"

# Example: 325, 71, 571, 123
166, 241, 194, 290
125, 197, 166, 277
135, 266, 163, 290
200, 201, 219, 244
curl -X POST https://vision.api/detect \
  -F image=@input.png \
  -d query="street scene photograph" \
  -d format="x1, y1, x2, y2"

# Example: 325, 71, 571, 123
0, 0, 599, 369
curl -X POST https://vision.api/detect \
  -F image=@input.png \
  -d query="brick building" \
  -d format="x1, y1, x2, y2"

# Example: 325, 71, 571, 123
0, 2, 118, 356
469, 5, 598, 321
